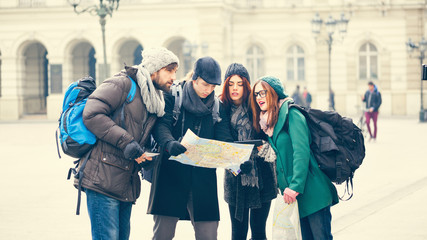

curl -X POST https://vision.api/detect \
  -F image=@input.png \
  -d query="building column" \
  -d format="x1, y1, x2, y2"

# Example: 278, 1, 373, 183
0, 54, 23, 120
46, 57, 64, 120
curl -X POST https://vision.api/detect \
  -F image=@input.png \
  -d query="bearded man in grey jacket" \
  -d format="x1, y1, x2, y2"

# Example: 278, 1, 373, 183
79, 47, 178, 240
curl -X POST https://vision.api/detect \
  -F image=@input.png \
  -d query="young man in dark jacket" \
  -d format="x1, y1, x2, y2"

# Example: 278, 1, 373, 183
362, 81, 382, 141
148, 57, 233, 240
79, 47, 179, 240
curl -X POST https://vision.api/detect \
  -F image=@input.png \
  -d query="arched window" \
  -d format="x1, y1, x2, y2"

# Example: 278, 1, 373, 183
286, 45, 305, 81
359, 42, 378, 80
246, 45, 265, 80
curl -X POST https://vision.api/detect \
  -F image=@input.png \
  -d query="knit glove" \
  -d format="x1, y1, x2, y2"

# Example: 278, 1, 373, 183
123, 141, 144, 160
165, 140, 187, 156
239, 160, 253, 174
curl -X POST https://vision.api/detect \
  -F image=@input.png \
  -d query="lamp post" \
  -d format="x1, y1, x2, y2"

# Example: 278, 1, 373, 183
406, 37, 427, 122
68, 0, 120, 82
311, 13, 349, 110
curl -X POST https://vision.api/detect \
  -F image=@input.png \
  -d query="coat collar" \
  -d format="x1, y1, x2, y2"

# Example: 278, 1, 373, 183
272, 99, 293, 143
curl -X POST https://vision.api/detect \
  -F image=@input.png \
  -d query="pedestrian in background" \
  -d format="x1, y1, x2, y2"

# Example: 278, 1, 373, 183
291, 85, 306, 106
362, 81, 382, 141
329, 89, 335, 111
302, 86, 312, 108
250, 76, 339, 240
148, 57, 233, 240
221, 63, 277, 240
80, 47, 179, 240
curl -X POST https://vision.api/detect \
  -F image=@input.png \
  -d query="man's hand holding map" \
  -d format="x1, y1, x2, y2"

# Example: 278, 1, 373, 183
169, 129, 254, 175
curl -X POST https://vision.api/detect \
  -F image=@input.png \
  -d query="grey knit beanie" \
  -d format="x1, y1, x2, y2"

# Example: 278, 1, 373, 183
224, 63, 250, 83
260, 76, 288, 99
140, 47, 179, 75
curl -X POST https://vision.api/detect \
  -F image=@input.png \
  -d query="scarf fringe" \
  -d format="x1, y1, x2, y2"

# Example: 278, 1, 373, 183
241, 174, 259, 188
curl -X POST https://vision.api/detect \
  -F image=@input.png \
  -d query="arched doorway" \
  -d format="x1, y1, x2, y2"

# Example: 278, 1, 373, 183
166, 38, 187, 80
71, 42, 96, 83
22, 42, 48, 115
117, 40, 143, 68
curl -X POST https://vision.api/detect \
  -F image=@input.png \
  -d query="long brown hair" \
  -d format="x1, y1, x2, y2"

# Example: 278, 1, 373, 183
220, 75, 251, 108
250, 80, 280, 133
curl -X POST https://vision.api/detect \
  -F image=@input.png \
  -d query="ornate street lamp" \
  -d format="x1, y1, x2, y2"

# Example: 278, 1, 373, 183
312, 12, 349, 110
68, 0, 120, 82
406, 37, 427, 122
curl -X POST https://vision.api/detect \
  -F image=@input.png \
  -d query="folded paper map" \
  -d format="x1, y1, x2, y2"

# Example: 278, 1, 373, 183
169, 129, 254, 175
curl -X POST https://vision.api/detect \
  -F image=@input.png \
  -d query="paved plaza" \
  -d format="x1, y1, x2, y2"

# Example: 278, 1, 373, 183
0, 117, 426, 240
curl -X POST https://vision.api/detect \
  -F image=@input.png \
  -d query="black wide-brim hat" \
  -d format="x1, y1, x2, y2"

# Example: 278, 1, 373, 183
192, 57, 222, 85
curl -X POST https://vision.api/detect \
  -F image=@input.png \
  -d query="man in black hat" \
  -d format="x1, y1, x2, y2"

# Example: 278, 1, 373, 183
147, 56, 233, 240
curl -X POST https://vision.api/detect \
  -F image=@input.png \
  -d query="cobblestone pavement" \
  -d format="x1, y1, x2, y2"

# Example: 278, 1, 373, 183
0, 117, 426, 240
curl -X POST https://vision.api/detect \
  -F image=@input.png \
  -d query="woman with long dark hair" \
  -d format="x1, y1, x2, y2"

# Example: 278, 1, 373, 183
221, 64, 277, 240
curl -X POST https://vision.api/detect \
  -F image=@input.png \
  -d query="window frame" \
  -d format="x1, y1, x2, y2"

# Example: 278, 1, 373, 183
286, 45, 305, 82
358, 42, 379, 80
245, 45, 265, 80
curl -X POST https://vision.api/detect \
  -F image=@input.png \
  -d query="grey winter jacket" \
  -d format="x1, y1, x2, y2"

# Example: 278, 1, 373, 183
76, 67, 157, 202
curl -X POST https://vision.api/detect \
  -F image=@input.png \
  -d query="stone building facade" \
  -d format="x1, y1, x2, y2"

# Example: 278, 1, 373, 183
0, 0, 426, 120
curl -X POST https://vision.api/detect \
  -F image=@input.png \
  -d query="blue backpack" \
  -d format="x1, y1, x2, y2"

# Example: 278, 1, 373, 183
56, 75, 137, 215
56, 76, 137, 159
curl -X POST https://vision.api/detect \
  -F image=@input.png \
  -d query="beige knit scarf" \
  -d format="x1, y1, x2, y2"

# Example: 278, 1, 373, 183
135, 65, 165, 117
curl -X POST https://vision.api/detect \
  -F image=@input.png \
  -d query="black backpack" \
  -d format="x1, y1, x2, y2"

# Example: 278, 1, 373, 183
285, 103, 365, 200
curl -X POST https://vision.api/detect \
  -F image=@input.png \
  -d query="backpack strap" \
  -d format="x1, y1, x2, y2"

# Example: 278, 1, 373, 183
283, 101, 296, 133
170, 82, 221, 128
55, 128, 62, 158
339, 177, 354, 201
171, 83, 183, 126
126, 76, 137, 103
212, 96, 222, 124
66, 148, 93, 215
118, 76, 137, 129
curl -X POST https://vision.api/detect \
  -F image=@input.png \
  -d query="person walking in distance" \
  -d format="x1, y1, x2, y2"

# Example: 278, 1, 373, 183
79, 47, 179, 240
221, 63, 277, 240
250, 76, 339, 240
291, 85, 306, 107
302, 86, 312, 108
148, 57, 233, 240
362, 81, 382, 141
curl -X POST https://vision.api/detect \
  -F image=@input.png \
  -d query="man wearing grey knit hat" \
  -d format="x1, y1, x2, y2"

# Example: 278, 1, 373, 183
79, 47, 178, 240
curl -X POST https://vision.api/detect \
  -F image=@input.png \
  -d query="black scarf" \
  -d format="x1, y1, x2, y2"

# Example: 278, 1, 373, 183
182, 81, 215, 116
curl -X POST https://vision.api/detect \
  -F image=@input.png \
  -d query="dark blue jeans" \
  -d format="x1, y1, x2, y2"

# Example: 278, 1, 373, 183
86, 189, 133, 240
228, 201, 271, 240
300, 206, 333, 240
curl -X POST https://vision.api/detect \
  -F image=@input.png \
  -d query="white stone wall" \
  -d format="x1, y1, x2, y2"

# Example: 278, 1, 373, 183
0, 0, 426, 120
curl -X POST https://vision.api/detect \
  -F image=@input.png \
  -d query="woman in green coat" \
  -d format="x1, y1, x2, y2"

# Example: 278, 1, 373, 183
249, 76, 339, 240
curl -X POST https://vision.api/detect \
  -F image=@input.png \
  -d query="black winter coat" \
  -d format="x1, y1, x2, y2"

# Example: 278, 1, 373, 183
147, 82, 233, 221
78, 67, 157, 202
363, 90, 382, 112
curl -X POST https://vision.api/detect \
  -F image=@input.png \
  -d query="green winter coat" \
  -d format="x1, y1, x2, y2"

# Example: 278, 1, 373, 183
268, 100, 339, 218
